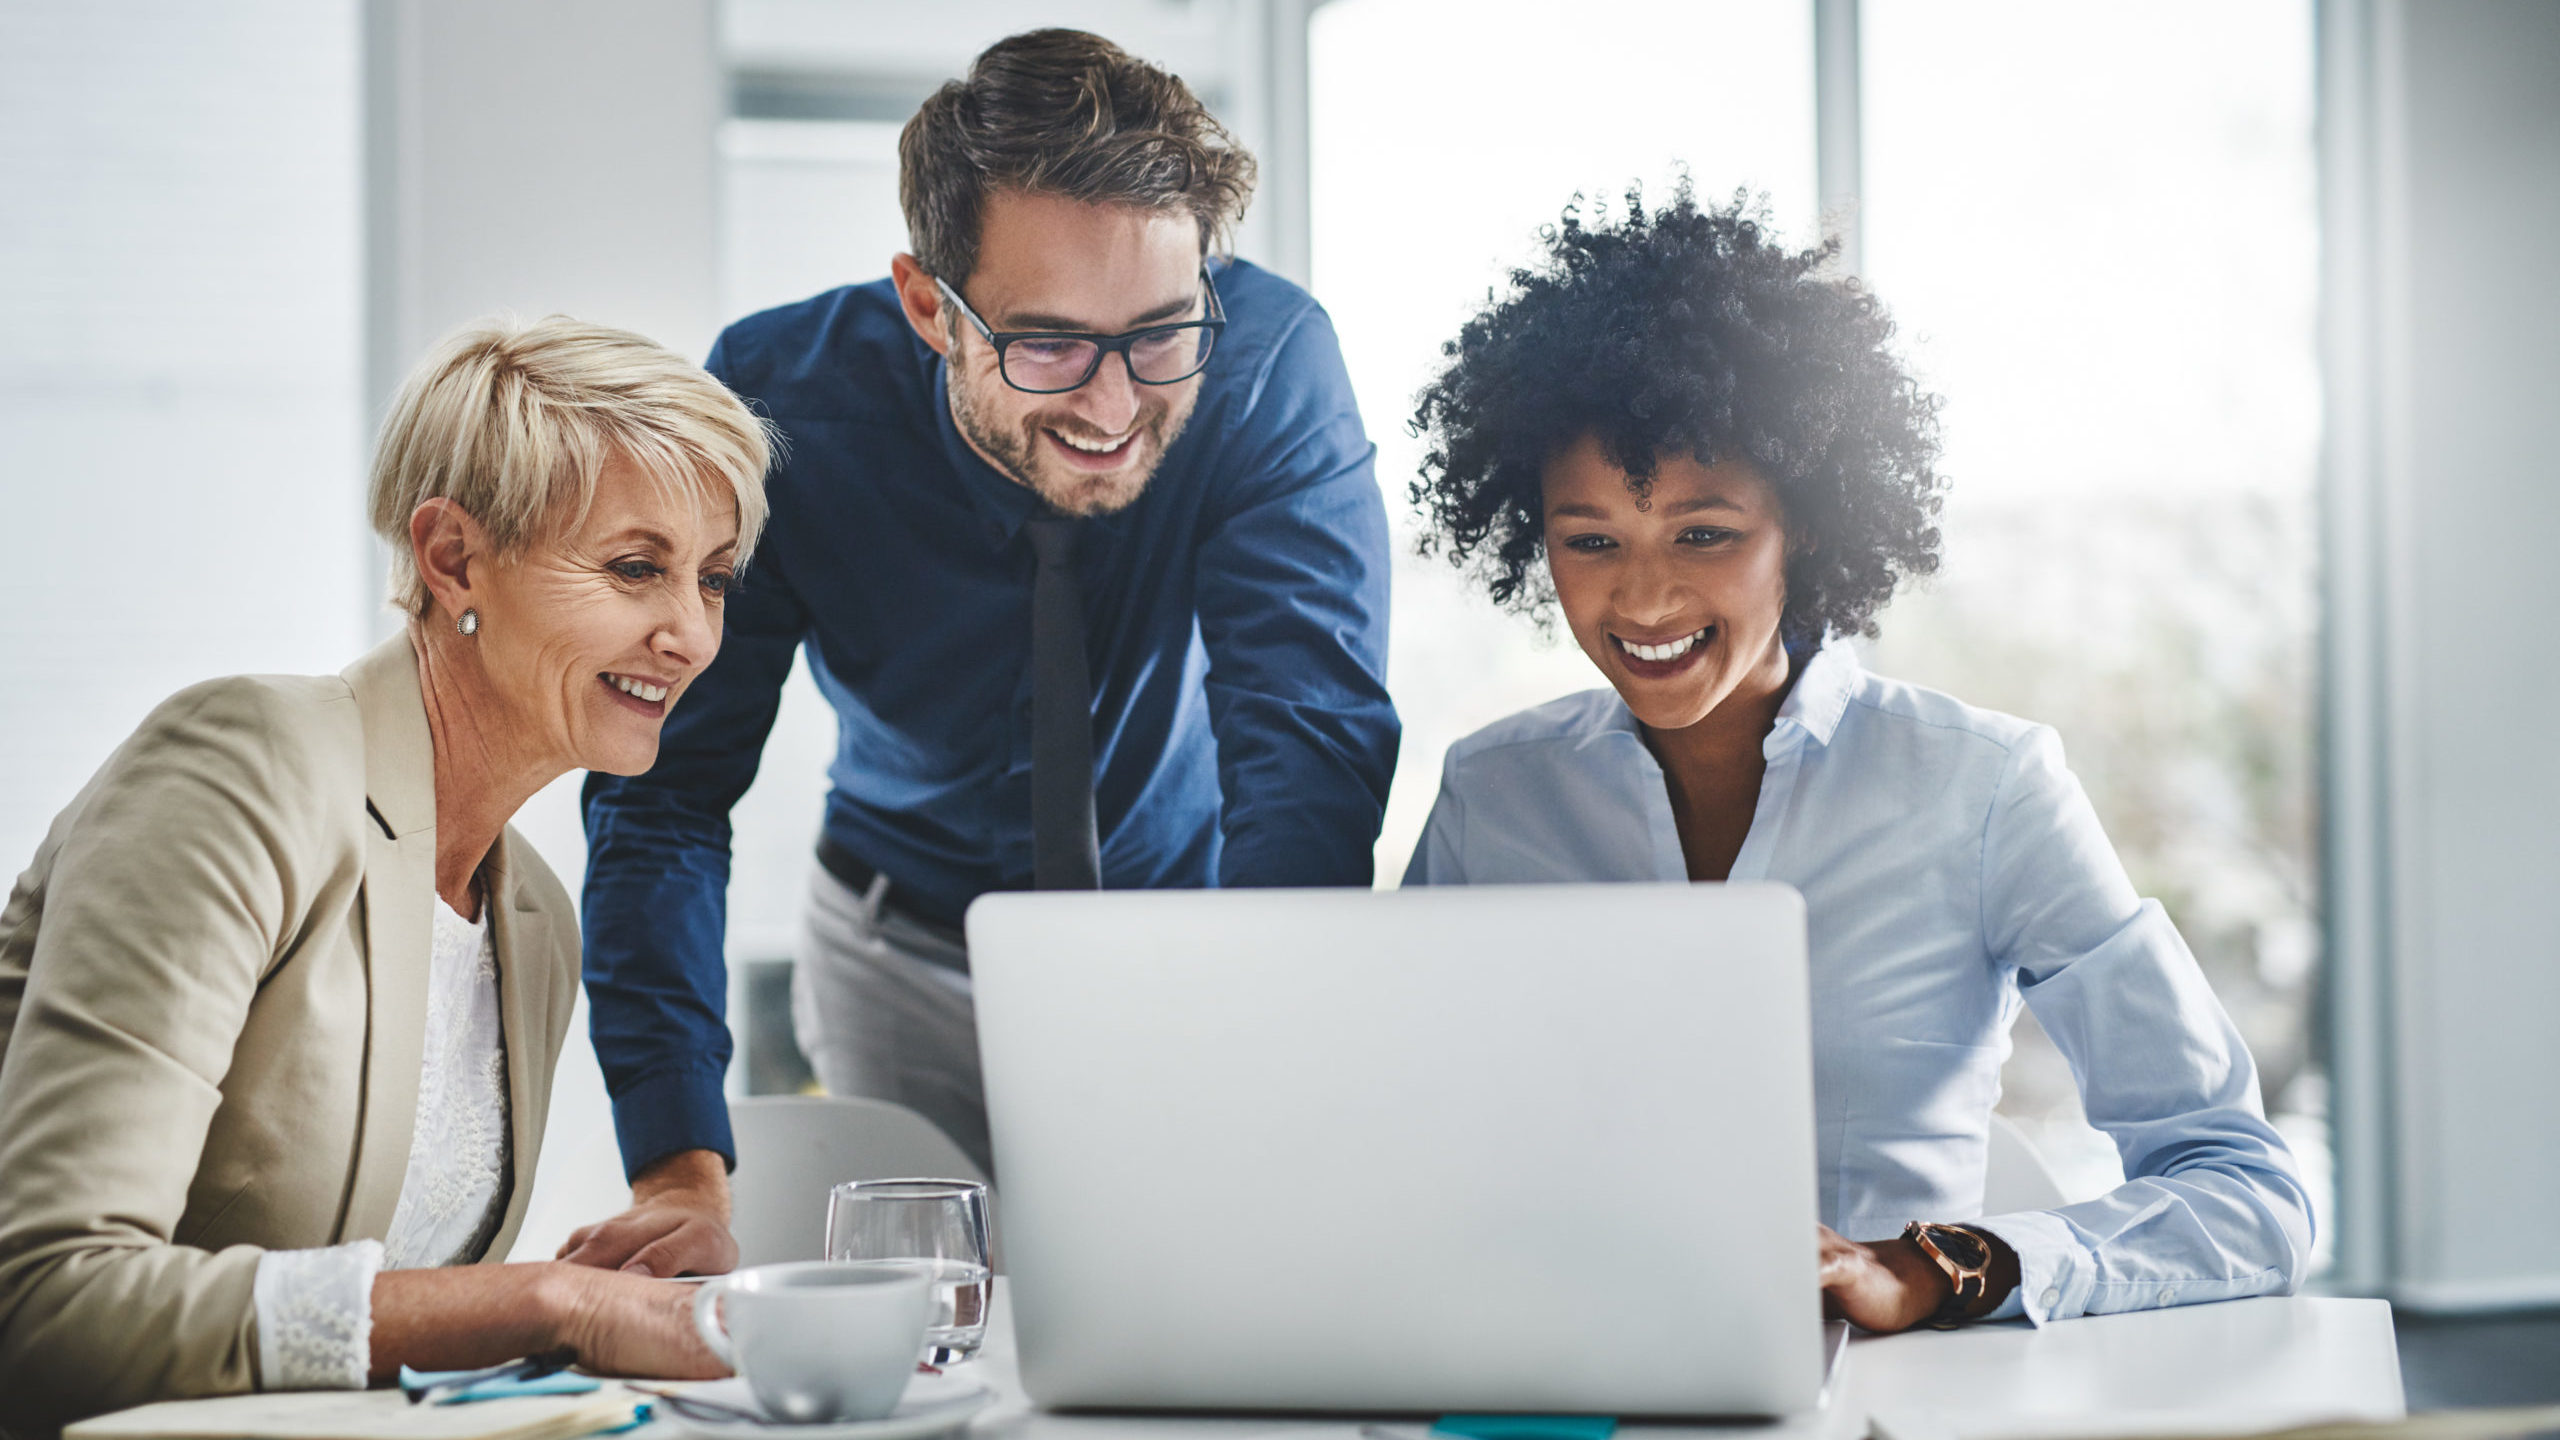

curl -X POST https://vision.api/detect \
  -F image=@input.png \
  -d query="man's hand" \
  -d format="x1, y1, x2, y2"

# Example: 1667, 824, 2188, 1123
557, 1149, 739, 1277
1816, 1224, 1955, 1335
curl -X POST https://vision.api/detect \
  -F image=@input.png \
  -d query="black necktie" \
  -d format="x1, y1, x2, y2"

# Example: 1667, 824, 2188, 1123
1024, 515, 1101, 890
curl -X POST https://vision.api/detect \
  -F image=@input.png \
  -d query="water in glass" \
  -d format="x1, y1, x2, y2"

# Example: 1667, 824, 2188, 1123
920, 1257, 992, 1362
825, 1178, 993, 1366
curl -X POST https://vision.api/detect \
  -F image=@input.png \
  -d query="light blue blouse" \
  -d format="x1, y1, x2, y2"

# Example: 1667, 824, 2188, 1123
1402, 641, 2312, 1323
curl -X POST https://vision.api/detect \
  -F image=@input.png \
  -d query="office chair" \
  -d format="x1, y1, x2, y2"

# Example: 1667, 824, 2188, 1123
728, 1094, 993, 1267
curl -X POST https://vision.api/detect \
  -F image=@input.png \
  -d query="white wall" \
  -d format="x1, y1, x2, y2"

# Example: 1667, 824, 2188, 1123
720, 0, 1306, 283
371, 0, 723, 383
2323, 0, 2560, 1308
0, 1, 366, 879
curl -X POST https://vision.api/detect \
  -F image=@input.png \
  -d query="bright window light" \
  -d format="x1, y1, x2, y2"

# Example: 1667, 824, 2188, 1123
1860, 0, 2326, 1257
1311, 0, 1819, 883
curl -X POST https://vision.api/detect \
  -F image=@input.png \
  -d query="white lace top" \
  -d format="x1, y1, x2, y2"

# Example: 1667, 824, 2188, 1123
250, 895, 513, 1388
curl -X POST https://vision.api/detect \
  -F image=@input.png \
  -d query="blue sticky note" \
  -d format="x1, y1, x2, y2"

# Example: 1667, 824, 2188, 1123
1432, 1417, 1617, 1440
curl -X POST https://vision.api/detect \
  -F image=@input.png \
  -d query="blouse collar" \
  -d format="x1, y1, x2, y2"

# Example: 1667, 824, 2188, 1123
1586, 635, 1864, 757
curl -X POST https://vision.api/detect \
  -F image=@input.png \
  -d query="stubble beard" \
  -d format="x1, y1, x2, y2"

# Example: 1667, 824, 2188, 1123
948, 369, 1199, 519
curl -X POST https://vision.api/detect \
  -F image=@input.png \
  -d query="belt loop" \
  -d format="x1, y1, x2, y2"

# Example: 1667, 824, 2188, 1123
859, 870, 890, 925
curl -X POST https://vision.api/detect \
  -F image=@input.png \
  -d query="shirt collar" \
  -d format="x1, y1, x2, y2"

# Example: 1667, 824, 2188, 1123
932, 361, 1042, 549
1581, 634, 1862, 759
1771, 636, 1861, 749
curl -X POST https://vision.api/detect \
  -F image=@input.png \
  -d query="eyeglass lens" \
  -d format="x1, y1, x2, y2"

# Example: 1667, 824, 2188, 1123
1002, 324, 1217, 393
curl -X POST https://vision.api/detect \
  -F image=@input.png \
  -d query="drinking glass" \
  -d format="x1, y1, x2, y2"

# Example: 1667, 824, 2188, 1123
824, 1178, 993, 1364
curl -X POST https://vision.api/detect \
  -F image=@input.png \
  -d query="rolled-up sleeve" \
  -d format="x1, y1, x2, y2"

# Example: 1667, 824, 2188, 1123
1969, 728, 2313, 1324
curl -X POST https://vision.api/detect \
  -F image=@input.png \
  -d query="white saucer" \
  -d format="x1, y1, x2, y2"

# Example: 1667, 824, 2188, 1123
649, 1373, 994, 1440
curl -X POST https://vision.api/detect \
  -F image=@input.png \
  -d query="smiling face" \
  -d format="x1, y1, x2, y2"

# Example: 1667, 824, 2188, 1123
1542, 434, 1795, 733
904, 189, 1208, 517
457, 453, 742, 776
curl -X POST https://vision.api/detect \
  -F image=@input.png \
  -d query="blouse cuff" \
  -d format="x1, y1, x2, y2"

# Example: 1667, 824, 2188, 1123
252, 1239, 383, 1390
1972, 1210, 2097, 1327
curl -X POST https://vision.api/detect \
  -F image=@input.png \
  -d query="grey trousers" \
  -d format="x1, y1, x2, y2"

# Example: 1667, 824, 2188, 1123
788, 863, 992, 1178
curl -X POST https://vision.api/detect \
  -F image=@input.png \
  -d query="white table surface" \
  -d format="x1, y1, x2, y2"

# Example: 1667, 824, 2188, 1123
951, 1284, 2403, 1440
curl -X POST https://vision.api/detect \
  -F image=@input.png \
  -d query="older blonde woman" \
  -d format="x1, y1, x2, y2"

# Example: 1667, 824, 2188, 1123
0, 316, 771, 1430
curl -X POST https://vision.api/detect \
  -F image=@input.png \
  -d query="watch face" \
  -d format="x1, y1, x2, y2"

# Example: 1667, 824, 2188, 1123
1931, 1225, 1991, 1270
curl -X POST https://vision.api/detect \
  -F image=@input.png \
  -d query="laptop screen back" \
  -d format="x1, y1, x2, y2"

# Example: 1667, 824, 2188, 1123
969, 882, 1825, 1418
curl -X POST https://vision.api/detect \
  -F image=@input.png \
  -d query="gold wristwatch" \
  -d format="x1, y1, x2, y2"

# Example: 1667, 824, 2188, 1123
1902, 1221, 1994, 1329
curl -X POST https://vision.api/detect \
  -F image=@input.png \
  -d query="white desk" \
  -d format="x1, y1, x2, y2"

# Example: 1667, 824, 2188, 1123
955, 1285, 2402, 1440
1846, 1298, 2403, 1440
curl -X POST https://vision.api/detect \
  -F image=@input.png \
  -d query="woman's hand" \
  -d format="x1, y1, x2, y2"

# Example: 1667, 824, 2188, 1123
1816, 1225, 1954, 1334
547, 1265, 728, 1380
558, 1149, 739, 1278
372, 1262, 722, 1382
1815, 1223, 2022, 1334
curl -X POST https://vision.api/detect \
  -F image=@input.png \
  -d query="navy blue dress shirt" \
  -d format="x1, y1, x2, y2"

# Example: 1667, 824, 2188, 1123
580, 260, 1400, 1178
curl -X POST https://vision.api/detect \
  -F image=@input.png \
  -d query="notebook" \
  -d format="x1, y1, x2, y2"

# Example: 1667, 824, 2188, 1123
63, 1386, 639, 1440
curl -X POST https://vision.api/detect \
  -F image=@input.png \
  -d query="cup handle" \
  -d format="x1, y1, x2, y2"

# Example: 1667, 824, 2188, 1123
691, 1281, 736, 1371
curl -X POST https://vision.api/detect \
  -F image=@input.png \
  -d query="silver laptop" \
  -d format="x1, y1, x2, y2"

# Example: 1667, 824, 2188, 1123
967, 882, 1831, 1420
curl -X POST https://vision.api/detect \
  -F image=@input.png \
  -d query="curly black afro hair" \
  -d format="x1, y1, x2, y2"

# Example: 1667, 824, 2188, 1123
1410, 183, 1946, 648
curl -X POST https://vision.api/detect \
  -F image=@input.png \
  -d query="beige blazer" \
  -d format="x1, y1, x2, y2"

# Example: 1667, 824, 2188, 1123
0, 634, 580, 1430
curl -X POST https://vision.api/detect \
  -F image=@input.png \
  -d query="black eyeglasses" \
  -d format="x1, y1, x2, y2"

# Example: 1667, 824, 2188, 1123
934, 268, 1226, 394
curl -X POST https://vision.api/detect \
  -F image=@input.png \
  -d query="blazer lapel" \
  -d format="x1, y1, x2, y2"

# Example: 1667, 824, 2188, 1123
339, 633, 438, 1243
480, 829, 559, 1259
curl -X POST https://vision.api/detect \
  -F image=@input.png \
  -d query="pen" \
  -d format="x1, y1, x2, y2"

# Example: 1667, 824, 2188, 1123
401, 1346, 580, 1405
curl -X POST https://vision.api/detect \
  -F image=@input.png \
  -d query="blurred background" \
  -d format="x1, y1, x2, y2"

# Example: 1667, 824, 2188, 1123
4, 0, 2555, 1374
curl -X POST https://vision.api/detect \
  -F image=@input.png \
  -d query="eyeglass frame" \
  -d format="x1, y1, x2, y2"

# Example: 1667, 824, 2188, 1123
932, 267, 1228, 394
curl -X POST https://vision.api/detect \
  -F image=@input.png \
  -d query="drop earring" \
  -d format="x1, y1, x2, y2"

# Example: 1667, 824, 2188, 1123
456, 608, 480, 637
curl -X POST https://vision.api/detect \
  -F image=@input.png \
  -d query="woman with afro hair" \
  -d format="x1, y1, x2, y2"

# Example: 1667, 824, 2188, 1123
1403, 185, 2309, 1334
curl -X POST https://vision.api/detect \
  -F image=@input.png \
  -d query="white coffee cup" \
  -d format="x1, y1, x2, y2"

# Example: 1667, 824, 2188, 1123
691, 1260, 934, 1422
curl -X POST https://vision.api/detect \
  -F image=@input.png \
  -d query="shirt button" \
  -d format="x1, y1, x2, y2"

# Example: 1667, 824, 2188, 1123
2042, 1288, 2060, 1309
2158, 1288, 2177, 1306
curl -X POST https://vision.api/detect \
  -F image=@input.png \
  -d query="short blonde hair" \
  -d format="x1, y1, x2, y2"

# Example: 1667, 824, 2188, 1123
370, 315, 774, 615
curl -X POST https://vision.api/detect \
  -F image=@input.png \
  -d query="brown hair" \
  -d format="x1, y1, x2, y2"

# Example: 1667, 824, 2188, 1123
899, 29, 1257, 286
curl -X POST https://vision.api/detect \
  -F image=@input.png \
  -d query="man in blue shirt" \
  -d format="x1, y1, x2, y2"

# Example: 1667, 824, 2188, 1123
561, 29, 1398, 1275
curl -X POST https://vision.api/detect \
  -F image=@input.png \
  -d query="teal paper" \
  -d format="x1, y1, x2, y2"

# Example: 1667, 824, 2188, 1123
1432, 1416, 1617, 1440
435, 1372, 600, 1404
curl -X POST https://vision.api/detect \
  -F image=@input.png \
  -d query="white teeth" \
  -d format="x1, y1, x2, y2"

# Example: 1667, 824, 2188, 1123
607, 674, 668, 703
1615, 628, 1709, 663
1054, 430, 1126, 453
